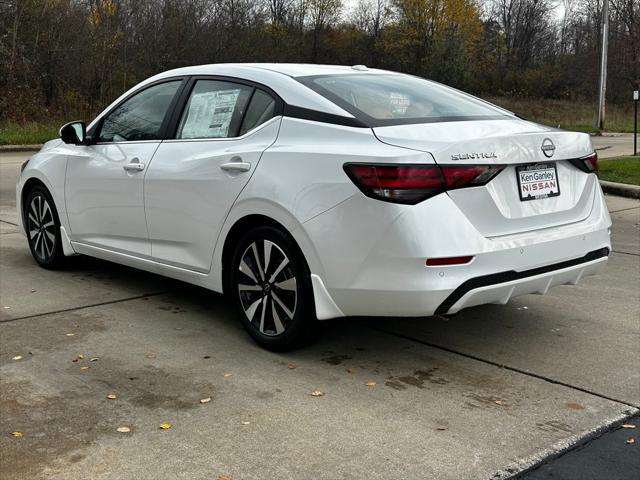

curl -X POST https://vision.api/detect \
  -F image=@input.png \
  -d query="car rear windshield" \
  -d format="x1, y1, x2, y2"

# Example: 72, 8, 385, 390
298, 74, 511, 126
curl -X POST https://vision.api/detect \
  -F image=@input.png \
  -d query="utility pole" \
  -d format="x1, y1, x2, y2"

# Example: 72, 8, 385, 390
595, 0, 609, 131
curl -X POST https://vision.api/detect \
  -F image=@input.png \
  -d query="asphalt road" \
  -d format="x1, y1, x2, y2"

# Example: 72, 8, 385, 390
519, 414, 640, 479
1, 151, 639, 480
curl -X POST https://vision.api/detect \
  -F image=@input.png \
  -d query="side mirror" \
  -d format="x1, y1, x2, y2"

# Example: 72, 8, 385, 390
59, 121, 87, 145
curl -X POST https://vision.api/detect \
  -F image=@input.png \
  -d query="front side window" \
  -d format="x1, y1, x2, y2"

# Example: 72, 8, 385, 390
98, 81, 181, 142
177, 80, 255, 139
299, 74, 511, 126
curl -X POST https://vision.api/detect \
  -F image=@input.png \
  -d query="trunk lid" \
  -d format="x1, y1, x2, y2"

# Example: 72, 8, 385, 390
373, 119, 597, 237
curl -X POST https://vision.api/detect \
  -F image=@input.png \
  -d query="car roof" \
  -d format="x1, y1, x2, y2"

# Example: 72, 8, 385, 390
139, 63, 396, 120
157, 63, 391, 78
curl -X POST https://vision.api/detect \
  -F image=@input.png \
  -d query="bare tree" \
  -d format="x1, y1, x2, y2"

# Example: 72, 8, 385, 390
308, 0, 342, 61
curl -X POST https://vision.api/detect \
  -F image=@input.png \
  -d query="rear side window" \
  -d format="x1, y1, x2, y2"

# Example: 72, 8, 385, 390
298, 74, 510, 126
239, 90, 276, 135
98, 81, 181, 142
177, 80, 253, 139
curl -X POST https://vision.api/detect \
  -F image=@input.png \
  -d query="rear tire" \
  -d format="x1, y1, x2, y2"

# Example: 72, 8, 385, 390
23, 185, 67, 269
229, 225, 318, 350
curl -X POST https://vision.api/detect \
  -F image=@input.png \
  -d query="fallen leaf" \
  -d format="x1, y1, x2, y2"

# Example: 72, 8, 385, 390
116, 426, 130, 433
626, 437, 635, 444
203, 355, 211, 359
346, 368, 354, 374
223, 373, 233, 378
287, 363, 297, 369
90, 357, 99, 362
159, 423, 172, 430
10, 431, 23, 438
145, 352, 156, 359
241, 421, 251, 425
200, 397, 212, 404
80, 366, 90, 370
436, 427, 447, 431
71, 358, 79, 363
30, 289, 37, 293
365, 381, 376, 387
218, 475, 233, 480
3, 306, 10, 309
621, 424, 636, 429
494, 400, 505, 406
566, 402, 585, 410
65, 333, 75, 337
106, 394, 117, 400
77, 354, 84, 360
12, 356, 22, 361
310, 389, 324, 397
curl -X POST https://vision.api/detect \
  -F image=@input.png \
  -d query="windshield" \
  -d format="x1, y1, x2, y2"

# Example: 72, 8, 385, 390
299, 74, 511, 126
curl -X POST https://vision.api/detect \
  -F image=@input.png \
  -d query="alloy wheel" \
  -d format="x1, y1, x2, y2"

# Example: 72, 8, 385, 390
237, 239, 298, 336
27, 194, 56, 261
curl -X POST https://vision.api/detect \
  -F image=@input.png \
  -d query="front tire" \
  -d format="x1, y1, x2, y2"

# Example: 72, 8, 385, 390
23, 185, 67, 269
230, 225, 318, 350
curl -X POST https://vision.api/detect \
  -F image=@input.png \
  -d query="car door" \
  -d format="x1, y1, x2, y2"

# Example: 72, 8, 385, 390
144, 78, 282, 272
65, 79, 184, 256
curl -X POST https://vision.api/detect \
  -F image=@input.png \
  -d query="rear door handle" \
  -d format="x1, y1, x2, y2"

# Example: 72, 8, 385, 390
123, 162, 145, 172
220, 161, 251, 172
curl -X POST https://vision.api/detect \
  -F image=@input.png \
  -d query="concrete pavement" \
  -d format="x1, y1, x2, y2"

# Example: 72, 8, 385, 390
1, 152, 639, 479
592, 133, 636, 159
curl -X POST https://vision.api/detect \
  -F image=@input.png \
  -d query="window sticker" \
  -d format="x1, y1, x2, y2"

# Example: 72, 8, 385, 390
389, 92, 410, 115
180, 89, 241, 138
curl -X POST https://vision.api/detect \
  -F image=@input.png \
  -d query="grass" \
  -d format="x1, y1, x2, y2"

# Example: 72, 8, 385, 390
0, 122, 60, 146
597, 156, 640, 185
484, 97, 634, 134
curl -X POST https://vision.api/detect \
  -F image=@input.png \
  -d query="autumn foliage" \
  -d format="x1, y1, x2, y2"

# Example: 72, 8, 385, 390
0, 0, 637, 123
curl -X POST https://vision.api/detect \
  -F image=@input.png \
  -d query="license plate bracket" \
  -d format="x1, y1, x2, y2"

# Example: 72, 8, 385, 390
516, 163, 560, 201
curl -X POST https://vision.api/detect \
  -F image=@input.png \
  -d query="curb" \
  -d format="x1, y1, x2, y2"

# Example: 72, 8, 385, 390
600, 180, 640, 199
0, 144, 43, 153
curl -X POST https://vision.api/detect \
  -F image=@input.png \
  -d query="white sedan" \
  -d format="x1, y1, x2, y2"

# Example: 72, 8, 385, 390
16, 63, 611, 350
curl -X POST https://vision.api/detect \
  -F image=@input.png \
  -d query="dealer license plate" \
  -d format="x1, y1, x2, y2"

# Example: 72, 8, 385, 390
516, 163, 560, 201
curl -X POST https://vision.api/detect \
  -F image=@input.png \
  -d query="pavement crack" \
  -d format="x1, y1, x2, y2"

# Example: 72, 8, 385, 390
612, 250, 640, 257
367, 325, 640, 409
0, 292, 167, 324
609, 206, 640, 214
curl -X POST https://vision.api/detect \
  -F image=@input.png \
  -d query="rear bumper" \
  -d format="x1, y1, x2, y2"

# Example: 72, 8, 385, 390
303, 181, 612, 318
436, 247, 609, 315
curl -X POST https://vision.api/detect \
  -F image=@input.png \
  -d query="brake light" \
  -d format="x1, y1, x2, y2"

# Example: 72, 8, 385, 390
569, 152, 598, 173
582, 152, 598, 171
343, 163, 503, 204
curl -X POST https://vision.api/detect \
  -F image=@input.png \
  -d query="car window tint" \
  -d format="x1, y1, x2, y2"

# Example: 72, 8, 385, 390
177, 80, 253, 139
239, 89, 276, 135
99, 81, 181, 142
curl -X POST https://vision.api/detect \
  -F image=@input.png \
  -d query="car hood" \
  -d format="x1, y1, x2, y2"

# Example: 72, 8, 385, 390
372, 119, 593, 164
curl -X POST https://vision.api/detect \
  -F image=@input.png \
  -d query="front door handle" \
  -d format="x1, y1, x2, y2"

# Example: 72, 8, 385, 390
220, 161, 251, 172
123, 162, 145, 172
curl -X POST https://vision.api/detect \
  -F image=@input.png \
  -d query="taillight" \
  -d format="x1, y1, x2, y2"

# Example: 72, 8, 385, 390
343, 163, 503, 204
569, 152, 598, 173
582, 152, 598, 171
